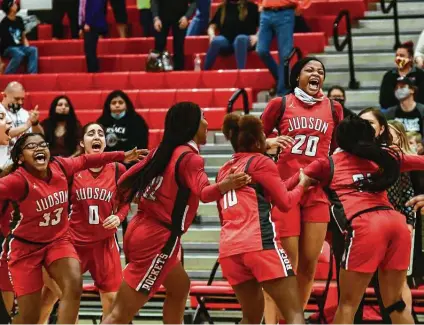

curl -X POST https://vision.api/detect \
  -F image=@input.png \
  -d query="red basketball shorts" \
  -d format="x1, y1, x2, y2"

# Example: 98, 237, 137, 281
342, 209, 411, 273
123, 215, 180, 297
74, 235, 122, 292
0, 237, 12, 292
273, 186, 330, 238
8, 233, 79, 297
220, 247, 295, 286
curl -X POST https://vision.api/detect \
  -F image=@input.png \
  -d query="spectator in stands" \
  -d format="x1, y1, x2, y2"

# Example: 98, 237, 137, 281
97, 90, 149, 152
385, 76, 424, 136
79, 0, 107, 72
204, 0, 259, 70
256, 0, 310, 96
408, 131, 424, 155
187, 0, 211, 36
151, 0, 196, 71
137, 0, 154, 37
415, 30, 424, 69
0, 81, 43, 170
380, 41, 424, 109
51, 0, 79, 39
108, 0, 128, 38
0, 0, 38, 74
41, 96, 83, 157
327, 85, 355, 119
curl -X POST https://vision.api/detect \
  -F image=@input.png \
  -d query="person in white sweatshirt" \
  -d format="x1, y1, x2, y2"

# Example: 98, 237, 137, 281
415, 30, 424, 68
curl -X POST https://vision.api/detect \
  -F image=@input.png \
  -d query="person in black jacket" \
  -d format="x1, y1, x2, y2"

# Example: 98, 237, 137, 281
97, 90, 149, 152
151, 0, 196, 70
379, 41, 424, 109
204, 0, 259, 70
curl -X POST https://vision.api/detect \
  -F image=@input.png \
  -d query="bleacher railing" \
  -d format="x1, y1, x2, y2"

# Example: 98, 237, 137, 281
284, 47, 303, 89
381, 0, 401, 50
333, 10, 360, 89
227, 88, 250, 114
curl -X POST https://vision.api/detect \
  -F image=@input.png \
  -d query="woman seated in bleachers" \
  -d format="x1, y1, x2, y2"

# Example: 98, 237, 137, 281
41, 95, 82, 157
204, 0, 259, 70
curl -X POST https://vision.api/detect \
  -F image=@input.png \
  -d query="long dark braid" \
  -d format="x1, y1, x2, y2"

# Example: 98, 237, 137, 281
118, 102, 202, 203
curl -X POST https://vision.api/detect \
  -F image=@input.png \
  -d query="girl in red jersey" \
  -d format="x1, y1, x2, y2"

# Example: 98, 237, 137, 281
0, 132, 143, 324
261, 57, 343, 321
217, 114, 314, 324
38, 122, 131, 323
288, 115, 424, 324
102, 102, 251, 324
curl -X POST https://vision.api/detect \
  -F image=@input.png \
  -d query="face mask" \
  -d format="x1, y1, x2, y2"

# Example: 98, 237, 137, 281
55, 113, 68, 122
395, 86, 411, 100
111, 111, 126, 120
395, 56, 410, 69
332, 98, 345, 107
8, 103, 21, 113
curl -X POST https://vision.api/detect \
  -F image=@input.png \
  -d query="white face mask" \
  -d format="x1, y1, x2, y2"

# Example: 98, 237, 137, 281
395, 86, 411, 100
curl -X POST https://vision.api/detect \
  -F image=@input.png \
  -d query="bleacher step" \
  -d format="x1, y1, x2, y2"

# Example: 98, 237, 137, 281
353, 17, 424, 35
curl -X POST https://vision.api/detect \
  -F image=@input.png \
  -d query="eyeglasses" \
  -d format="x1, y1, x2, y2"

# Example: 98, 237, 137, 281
23, 141, 49, 150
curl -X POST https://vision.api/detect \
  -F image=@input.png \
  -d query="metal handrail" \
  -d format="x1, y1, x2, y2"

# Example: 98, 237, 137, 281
380, 0, 401, 49
227, 88, 249, 114
284, 47, 303, 89
333, 10, 360, 89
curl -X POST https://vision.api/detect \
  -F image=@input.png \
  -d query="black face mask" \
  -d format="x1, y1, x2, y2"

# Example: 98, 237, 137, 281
332, 98, 345, 107
8, 103, 21, 113
55, 113, 68, 122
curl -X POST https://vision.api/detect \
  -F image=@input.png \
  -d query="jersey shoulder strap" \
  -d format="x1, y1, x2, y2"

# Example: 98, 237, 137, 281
329, 99, 339, 126
114, 162, 121, 185
275, 96, 287, 135
54, 158, 73, 187
174, 151, 192, 188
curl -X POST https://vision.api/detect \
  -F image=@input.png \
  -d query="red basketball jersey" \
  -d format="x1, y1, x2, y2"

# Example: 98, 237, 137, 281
8, 161, 70, 243
69, 162, 125, 244
120, 142, 220, 234
299, 151, 424, 228
262, 94, 343, 179
217, 153, 304, 258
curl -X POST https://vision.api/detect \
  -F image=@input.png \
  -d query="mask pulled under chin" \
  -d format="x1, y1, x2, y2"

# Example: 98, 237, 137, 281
55, 113, 68, 122
111, 111, 126, 120
294, 87, 324, 106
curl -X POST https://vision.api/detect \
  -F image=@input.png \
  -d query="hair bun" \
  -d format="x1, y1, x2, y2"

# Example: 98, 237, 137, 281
222, 113, 241, 140
402, 41, 414, 48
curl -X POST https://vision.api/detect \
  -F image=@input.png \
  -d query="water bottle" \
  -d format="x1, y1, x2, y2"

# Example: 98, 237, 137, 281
194, 54, 202, 71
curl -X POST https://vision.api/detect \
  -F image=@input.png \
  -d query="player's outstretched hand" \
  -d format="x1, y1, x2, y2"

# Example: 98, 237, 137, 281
103, 215, 120, 229
124, 148, 149, 163
218, 167, 251, 194
299, 168, 317, 189
266, 136, 295, 150
406, 194, 424, 213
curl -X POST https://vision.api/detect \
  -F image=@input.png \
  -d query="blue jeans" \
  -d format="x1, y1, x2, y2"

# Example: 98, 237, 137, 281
186, 0, 211, 36
256, 9, 295, 96
4, 46, 38, 74
204, 35, 251, 70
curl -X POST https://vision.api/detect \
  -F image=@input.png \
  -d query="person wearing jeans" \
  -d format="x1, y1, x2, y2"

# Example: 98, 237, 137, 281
186, 0, 211, 36
205, 0, 259, 70
256, 0, 310, 96
0, 0, 38, 74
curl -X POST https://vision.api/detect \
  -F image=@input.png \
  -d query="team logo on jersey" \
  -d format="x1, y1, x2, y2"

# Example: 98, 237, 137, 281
75, 188, 113, 202
287, 117, 329, 134
33, 183, 37, 189
35, 191, 68, 212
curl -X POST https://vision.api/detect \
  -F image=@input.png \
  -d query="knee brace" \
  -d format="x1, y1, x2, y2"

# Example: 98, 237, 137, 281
385, 299, 406, 315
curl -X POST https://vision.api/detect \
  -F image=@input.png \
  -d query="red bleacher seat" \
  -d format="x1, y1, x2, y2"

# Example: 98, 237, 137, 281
32, 34, 326, 57
56, 73, 94, 91
93, 72, 129, 90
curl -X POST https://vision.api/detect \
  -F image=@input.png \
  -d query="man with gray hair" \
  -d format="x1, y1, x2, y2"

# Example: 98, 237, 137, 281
0, 81, 43, 169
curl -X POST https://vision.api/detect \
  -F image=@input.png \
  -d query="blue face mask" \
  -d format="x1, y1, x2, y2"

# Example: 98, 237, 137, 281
111, 111, 126, 120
